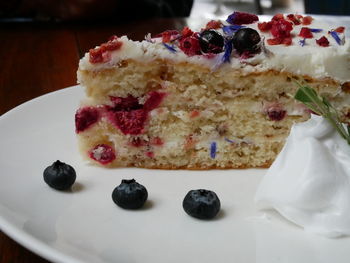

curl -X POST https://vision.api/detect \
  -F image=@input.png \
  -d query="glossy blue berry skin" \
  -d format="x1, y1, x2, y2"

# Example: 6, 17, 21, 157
232, 28, 261, 54
43, 160, 76, 190
112, 179, 148, 209
182, 189, 221, 219
199, 30, 224, 54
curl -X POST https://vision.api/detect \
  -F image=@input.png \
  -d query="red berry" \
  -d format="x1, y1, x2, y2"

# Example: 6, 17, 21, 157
286, 14, 301, 25
181, 27, 194, 38
258, 22, 272, 32
143, 91, 166, 111
205, 20, 222, 30
270, 19, 293, 39
299, 27, 313, 38
335, 26, 345, 33
109, 95, 142, 111
150, 137, 164, 146
179, 35, 201, 56
158, 30, 179, 43
226, 11, 259, 25
108, 109, 147, 135
265, 104, 286, 121
272, 13, 284, 21
75, 106, 100, 133
89, 144, 116, 165
89, 36, 122, 64
267, 38, 283, 45
302, 16, 313, 25
316, 36, 330, 47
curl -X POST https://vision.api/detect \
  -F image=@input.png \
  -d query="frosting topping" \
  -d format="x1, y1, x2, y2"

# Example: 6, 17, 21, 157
79, 12, 350, 83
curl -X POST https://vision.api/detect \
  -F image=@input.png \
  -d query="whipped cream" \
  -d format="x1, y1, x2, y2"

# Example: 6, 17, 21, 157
255, 115, 350, 237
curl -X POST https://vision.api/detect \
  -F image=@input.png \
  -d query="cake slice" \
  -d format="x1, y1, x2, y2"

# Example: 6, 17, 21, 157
75, 12, 350, 169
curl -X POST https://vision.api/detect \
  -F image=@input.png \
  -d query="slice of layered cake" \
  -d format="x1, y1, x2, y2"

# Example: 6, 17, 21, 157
75, 12, 350, 169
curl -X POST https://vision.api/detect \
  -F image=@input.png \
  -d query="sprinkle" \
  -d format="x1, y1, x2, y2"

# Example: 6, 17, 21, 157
222, 39, 233, 63
330, 31, 344, 45
299, 38, 306, 46
222, 25, 245, 35
210, 142, 217, 159
225, 138, 235, 143
162, 43, 177, 53
310, 28, 323, 33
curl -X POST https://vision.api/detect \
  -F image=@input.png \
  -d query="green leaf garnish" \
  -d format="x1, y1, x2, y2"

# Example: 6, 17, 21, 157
294, 82, 350, 145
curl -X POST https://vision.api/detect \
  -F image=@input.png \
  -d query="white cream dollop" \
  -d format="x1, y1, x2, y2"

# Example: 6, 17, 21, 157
255, 115, 350, 237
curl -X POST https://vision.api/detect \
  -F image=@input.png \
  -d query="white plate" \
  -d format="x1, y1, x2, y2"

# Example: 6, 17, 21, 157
1, 86, 350, 263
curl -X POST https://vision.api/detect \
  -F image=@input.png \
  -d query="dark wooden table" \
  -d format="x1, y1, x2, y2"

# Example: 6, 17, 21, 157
0, 17, 188, 263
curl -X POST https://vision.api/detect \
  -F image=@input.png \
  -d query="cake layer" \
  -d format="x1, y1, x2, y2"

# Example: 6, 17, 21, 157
75, 12, 350, 169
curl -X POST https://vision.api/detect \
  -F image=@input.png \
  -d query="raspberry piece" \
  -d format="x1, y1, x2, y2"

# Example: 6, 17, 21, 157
335, 26, 345, 33
286, 14, 301, 25
272, 13, 284, 21
157, 30, 179, 43
150, 137, 164, 146
145, 151, 154, 158
181, 27, 194, 38
265, 104, 287, 121
302, 16, 313, 25
205, 20, 222, 30
106, 92, 165, 135
89, 36, 122, 64
110, 95, 142, 111
143, 91, 166, 111
267, 38, 283, 45
282, 37, 292, 45
258, 22, 272, 32
179, 34, 201, 56
226, 11, 259, 25
271, 19, 293, 38
316, 36, 330, 47
75, 106, 100, 133
108, 109, 147, 135
299, 27, 313, 38
89, 144, 116, 165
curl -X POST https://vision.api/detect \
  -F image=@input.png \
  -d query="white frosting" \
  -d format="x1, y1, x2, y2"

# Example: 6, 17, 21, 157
255, 115, 350, 237
79, 16, 350, 83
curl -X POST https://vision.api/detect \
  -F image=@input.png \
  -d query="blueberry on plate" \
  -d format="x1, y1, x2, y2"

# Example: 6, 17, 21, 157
43, 160, 76, 190
112, 179, 148, 209
183, 189, 221, 219
199, 30, 224, 54
232, 28, 261, 54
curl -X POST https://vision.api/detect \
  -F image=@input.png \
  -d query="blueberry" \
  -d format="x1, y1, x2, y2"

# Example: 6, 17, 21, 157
199, 30, 224, 54
232, 28, 261, 54
112, 179, 148, 209
43, 160, 76, 190
182, 189, 221, 219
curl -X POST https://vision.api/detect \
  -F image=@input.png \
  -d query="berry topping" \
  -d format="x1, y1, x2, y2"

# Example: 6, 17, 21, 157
335, 26, 345, 33
89, 36, 122, 64
205, 20, 222, 30
157, 30, 179, 43
226, 11, 259, 25
316, 36, 330, 47
43, 160, 76, 190
89, 144, 116, 165
302, 16, 313, 25
199, 30, 224, 54
182, 189, 221, 219
286, 14, 301, 25
258, 22, 272, 32
75, 106, 100, 133
112, 179, 148, 209
270, 19, 293, 39
232, 28, 261, 54
179, 33, 201, 56
299, 27, 313, 38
